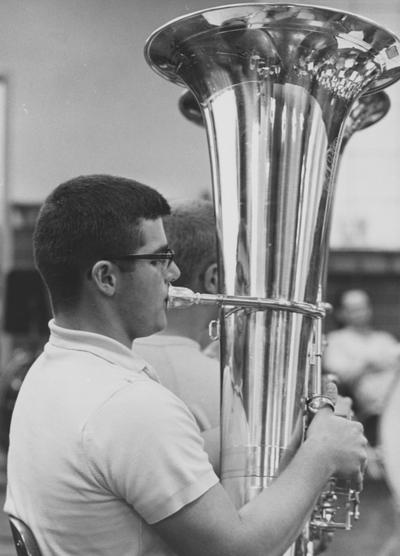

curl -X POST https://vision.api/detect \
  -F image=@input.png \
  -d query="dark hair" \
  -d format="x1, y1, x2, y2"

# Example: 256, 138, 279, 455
163, 199, 217, 290
33, 174, 170, 307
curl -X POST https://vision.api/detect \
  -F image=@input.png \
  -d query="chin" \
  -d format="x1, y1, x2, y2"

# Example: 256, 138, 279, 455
154, 316, 167, 334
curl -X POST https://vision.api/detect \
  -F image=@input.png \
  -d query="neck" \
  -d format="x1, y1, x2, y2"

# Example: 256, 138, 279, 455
53, 302, 132, 349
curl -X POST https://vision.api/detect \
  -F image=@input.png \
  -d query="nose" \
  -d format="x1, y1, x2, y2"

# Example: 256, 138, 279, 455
167, 260, 181, 283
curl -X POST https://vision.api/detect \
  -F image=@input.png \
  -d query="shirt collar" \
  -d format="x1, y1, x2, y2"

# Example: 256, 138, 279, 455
48, 319, 159, 381
134, 333, 201, 351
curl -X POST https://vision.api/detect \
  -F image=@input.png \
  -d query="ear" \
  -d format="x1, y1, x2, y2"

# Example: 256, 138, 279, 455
90, 261, 117, 297
203, 262, 218, 294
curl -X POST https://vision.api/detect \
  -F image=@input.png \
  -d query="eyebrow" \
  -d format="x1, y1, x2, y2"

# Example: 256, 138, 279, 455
151, 244, 169, 254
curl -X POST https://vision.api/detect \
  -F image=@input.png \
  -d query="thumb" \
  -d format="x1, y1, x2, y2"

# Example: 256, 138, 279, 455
323, 381, 338, 406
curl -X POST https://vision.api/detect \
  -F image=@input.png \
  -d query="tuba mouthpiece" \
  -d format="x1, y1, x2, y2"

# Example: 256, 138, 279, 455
167, 286, 199, 309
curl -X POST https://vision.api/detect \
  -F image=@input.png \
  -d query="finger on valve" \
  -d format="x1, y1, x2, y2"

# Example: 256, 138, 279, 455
307, 407, 368, 487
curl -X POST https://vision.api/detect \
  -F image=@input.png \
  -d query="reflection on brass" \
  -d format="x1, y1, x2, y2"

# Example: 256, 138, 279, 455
179, 88, 391, 151
145, 4, 400, 555
341, 91, 391, 151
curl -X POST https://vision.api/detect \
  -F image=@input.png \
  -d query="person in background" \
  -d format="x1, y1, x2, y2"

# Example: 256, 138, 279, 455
5, 175, 367, 556
134, 199, 220, 471
323, 288, 400, 476
379, 374, 400, 555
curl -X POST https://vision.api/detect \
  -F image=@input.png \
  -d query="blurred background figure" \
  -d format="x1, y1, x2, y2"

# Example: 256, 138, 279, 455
323, 288, 400, 477
0, 269, 50, 453
134, 199, 221, 471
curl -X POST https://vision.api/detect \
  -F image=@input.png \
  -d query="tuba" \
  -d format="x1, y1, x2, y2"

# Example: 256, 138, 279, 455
145, 4, 400, 555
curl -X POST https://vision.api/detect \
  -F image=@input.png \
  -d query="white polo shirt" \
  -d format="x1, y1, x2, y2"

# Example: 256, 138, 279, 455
5, 321, 218, 556
134, 334, 220, 432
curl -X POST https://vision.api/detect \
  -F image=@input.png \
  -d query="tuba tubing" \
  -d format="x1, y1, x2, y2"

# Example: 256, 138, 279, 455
167, 285, 327, 318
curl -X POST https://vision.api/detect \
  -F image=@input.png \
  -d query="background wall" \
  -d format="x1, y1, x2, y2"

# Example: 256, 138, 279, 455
0, 0, 399, 249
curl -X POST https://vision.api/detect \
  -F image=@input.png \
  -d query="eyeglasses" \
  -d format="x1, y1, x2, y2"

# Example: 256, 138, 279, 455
110, 248, 176, 269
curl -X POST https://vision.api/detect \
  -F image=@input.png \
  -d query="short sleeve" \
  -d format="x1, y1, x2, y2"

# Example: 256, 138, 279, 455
82, 379, 219, 523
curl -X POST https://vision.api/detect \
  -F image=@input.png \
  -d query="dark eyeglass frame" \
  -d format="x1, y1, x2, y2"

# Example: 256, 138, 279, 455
110, 248, 176, 267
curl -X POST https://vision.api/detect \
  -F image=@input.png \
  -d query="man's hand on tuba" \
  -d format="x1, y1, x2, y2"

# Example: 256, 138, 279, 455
306, 386, 368, 492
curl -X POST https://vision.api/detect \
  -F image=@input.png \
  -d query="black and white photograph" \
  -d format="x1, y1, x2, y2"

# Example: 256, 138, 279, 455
0, 1, 400, 555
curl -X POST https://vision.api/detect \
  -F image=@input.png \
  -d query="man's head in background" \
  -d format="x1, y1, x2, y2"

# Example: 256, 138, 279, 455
161, 199, 219, 349
337, 289, 373, 330
163, 199, 218, 295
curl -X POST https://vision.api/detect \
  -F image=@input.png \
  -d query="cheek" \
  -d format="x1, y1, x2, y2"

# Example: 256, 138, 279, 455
137, 275, 163, 309
130, 268, 165, 306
